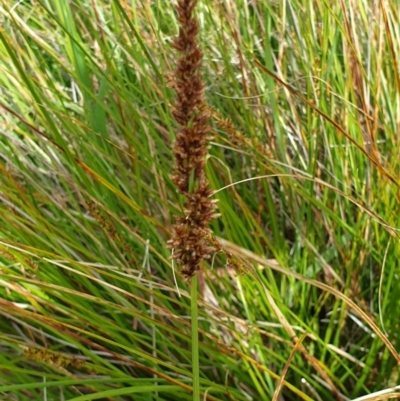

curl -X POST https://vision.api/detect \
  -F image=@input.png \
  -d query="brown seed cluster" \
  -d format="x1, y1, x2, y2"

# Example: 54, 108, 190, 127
23, 347, 84, 369
168, 0, 218, 280
86, 200, 136, 267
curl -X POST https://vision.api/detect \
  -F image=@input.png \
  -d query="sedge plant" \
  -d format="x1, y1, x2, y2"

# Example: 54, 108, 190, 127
0, 0, 399, 401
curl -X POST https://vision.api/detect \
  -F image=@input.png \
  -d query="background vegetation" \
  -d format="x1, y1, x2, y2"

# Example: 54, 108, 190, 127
0, 0, 399, 400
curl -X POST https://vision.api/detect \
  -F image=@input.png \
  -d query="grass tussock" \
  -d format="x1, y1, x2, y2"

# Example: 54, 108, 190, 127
0, 1, 400, 400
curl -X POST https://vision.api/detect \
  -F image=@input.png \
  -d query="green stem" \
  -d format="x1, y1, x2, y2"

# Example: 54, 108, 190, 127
191, 275, 200, 401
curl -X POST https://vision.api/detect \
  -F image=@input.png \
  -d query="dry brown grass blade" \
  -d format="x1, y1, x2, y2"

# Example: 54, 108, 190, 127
0, 102, 64, 151
379, 0, 400, 98
272, 333, 307, 401
217, 237, 400, 364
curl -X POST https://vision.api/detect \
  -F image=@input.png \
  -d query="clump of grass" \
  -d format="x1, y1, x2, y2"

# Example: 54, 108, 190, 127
0, 1, 400, 401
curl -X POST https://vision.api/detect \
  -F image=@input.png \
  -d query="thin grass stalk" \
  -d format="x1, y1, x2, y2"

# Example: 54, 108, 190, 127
191, 275, 200, 401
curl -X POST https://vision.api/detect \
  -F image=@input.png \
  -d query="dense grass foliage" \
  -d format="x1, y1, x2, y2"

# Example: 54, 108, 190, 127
1, 1, 400, 400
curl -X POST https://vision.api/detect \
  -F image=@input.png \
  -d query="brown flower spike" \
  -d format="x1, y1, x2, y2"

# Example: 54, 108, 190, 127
168, 0, 218, 280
